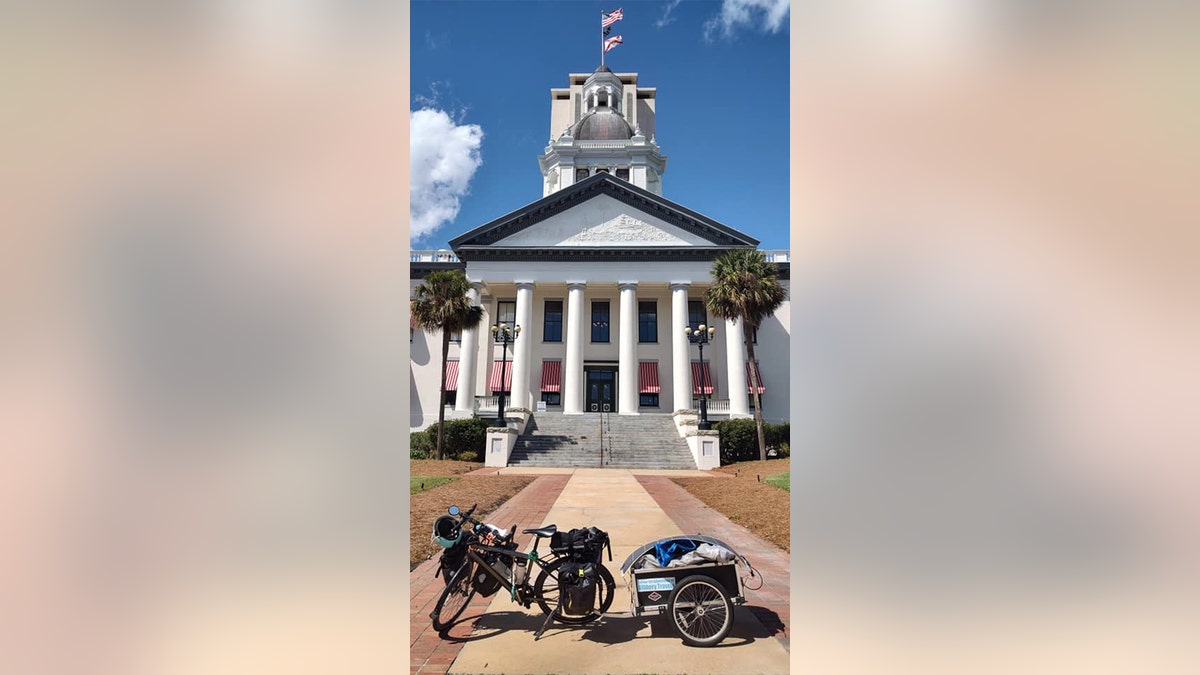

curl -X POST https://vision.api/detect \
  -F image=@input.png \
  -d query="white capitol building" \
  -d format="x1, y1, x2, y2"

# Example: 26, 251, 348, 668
411, 64, 789, 469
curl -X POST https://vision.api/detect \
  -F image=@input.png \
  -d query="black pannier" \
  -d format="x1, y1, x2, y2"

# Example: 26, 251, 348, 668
471, 559, 503, 597
550, 526, 612, 563
558, 560, 598, 615
439, 540, 468, 584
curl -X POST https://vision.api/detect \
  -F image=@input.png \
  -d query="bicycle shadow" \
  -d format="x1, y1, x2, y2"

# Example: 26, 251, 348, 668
440, 610, 584, 643
442, 607, 780, 648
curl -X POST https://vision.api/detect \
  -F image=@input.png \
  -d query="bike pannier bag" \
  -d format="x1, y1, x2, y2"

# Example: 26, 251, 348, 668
552, 527, 611, 563
439, 540, 468, 584
472, 561, 503, 597
558, 561, 598, 616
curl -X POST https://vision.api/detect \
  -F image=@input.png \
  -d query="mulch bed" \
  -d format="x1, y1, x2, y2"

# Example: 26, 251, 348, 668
409, 460, 534, 568
671, 458, 791, 552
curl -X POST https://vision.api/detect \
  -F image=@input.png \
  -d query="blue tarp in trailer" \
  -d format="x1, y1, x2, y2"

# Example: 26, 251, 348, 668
619, 534, 749, 575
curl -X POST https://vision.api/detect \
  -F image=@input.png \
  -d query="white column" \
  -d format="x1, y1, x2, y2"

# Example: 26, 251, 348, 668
563, 282, 586, 414
511, 282, 535, 410
454, 282, 483, 411
726, 317, 750, 417
618, 282, 639, 414
671, 283, 693, 412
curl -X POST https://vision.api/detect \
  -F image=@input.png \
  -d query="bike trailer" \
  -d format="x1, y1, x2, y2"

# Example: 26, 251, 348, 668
620, 534, 749, 617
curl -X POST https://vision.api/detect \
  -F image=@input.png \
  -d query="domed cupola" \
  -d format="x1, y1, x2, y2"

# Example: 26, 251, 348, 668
568, 107, 634, 141
539, 66, 667, 196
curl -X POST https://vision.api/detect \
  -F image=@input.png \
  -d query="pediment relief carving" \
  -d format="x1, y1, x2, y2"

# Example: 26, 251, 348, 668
558, 213, 690, 246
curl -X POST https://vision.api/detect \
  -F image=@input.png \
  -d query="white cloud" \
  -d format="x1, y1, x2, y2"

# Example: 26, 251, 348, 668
655, 0, 683, 29
409, 108, 483, 241
703, 0, 790, 41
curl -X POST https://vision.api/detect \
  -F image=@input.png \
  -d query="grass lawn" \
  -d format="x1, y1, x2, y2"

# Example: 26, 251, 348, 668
410, 475, 458, 495
765, 471, 790, 492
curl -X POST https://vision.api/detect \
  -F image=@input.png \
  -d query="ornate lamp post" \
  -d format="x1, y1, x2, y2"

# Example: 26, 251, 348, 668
491, 322, 521, 426
684, 323, 716, 430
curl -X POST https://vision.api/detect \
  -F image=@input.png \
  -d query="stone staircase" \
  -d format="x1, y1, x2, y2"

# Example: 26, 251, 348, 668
507, 413, 697, 469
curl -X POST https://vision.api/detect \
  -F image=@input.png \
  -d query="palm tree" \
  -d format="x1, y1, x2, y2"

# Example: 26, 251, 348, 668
411, 269, 484, 460
705, 248, 787, 461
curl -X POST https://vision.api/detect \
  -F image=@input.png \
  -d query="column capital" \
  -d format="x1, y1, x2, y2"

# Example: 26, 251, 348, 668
515, 281, 536, 291
617, 281, 639, 291
566, 281, 587, 291
669, 282, 691, 292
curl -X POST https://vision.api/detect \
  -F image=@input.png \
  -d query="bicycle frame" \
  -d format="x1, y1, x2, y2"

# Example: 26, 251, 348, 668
459, 538, 557, 603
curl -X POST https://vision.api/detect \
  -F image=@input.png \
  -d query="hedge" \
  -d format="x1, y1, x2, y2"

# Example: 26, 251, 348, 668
714, 419, 790, 465
421, 417, 489, 460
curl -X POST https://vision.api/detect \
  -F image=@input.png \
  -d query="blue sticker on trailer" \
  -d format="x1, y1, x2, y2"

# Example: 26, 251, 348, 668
636, 578, 675, 592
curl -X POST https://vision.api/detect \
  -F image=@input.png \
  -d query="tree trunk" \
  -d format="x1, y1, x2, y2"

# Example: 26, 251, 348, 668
436, 330, 450, 460
745, 330, 767, 461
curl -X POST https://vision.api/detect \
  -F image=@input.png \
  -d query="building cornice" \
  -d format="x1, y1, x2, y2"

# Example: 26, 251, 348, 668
453, 245, 753, 263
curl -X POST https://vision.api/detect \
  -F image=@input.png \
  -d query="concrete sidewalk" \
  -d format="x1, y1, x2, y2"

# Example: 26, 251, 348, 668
411, 469, 790, 675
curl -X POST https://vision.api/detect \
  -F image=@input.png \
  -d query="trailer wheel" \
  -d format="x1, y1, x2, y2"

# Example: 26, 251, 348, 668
666, 574, 734, 647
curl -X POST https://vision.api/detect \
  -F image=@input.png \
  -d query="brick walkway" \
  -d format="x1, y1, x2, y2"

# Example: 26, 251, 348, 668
635, 476, 791, 651
411, 475, 570, 675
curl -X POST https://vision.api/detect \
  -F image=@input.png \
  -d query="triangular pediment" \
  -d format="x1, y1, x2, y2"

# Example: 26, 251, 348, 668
492, 194, 710, 247
448, 173, 758, 257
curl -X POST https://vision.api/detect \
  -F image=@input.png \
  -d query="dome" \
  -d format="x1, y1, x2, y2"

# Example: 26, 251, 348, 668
569, 107, 634, 141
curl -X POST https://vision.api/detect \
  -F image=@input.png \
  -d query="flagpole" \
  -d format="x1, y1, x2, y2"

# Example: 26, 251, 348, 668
600, 11, 605, 67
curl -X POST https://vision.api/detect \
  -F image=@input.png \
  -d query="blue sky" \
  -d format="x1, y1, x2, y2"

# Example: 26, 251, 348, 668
410, 0, 790, 250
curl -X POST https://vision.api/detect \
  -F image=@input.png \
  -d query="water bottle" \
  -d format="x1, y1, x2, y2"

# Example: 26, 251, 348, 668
513, 557, 528, 586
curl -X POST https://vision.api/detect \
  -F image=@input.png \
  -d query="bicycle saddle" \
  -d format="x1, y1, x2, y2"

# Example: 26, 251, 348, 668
522, 524, 558, 538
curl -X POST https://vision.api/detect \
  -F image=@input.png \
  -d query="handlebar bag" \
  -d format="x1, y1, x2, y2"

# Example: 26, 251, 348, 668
558, 561, 598, 616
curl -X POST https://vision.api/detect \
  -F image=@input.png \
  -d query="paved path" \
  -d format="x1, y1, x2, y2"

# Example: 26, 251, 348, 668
411, 469, 790, 675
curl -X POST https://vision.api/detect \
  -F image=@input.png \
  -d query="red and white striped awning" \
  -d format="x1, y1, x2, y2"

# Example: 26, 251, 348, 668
443, 360, 460, 391
639, 361, 660, 394
746, 361, 765, 394
540, 360, 562, 393
691, 362, 714, 395
489, 360, 514, 392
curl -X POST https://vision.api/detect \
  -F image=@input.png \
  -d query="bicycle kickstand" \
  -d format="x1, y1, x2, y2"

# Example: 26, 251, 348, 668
534, 598, 560, 640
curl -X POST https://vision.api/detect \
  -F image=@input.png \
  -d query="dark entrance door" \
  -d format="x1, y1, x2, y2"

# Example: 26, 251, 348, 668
585, 368, 616, 413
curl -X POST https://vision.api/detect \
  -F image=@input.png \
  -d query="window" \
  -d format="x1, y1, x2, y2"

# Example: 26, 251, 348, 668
638, 301, 657, 343
750, 326, 758, 344
450, 329, 462, 343
575, 167, 588, 182
541, 392, 561, 406
639, 393, 659, 407
543, 300, 563, 342
616, 167, 629, 181
688, 300, 708, 329
494, 300, 516, 340
442, 391, 457, 406
591, 301, 610, 342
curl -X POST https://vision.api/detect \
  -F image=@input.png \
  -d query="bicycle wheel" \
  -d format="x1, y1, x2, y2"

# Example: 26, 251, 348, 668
532, 558, 615, 624
666, 575, 733, 647
430, 562, 476, 631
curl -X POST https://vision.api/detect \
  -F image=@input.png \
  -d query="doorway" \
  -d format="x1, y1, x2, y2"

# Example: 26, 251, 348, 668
584, 367, 617, 413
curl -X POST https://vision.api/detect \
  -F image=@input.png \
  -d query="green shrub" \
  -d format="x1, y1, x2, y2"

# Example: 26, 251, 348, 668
716, 419, 791, 464
410, 430, 433, 459
775, 441, 790, 459
427, 417, 489, 459
764, 422, 790, 452
458, 450, 480, 463
714, 419, 759, 464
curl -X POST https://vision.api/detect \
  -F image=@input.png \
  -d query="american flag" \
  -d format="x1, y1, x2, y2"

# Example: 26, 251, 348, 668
603, 35, 623, 53
602, 8, 623, 28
